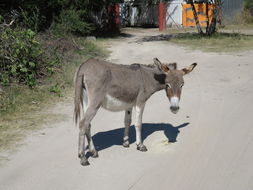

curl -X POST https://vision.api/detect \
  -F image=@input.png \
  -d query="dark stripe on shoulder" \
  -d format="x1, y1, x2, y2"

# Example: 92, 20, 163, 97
154, 73, 166, 84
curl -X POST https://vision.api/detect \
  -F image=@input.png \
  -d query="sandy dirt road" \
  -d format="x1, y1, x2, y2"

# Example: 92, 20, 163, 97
1, 28, 253, 190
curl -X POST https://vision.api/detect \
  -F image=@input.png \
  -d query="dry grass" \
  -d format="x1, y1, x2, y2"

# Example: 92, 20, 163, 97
169, 31, 253, 53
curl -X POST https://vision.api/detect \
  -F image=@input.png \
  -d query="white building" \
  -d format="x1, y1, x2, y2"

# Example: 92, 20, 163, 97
166, 0, 184, 27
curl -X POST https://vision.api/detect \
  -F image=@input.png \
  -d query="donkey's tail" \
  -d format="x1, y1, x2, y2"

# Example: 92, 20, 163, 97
74, 67, 84, 125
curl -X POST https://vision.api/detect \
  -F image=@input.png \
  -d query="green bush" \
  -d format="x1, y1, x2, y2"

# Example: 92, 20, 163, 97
52, 9, 92, 36
49, 83, 63, 97
245, 0, 253, 12
20, 7, 44, 33
244, 0, 253, 23
0, 27, 56, 87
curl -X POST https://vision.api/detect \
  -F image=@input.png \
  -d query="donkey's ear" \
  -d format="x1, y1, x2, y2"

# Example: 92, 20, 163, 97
167, 62, 177, 70
153, 58, 169, 72
182, 63, 197, 75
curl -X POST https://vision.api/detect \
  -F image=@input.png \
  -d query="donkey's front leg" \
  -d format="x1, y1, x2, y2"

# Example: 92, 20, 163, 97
135, 105, 147, 152
123, 108, 132, 148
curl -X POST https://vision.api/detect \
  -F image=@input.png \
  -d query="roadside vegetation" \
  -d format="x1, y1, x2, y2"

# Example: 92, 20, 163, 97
242, 0, 253, 23
0, 36, 106, 155
170, 31, 253, 53
0, 0, 112, 156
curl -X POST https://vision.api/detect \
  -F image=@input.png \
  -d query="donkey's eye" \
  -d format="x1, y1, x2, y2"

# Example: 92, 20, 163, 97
166, 83, 171, 88
180, 83, 184, 88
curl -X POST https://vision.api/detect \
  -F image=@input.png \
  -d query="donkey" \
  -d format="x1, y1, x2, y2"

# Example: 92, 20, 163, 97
74, 57, 197, 166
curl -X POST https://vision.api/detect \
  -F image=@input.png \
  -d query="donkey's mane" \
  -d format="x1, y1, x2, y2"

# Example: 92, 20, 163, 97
130, 62, 178, 70
130, 63, 156, 68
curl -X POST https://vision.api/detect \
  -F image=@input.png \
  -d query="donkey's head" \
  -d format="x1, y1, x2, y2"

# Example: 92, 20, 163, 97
153, 58, 197, 114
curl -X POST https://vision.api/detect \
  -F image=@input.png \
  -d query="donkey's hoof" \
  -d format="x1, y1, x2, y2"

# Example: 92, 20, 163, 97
80, 158, 90, 166
91, 151, 99, 158
137, 144, 147, 152
78, 153, 84, 158
123, 141, 130, 148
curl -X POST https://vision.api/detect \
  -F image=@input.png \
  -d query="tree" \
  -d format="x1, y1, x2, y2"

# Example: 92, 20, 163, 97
187, 0, 222, 36
0, 0, 123, 34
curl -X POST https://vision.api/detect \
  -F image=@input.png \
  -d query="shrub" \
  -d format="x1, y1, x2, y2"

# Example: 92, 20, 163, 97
244, 0, 253, 23
244, 0, 253, 13
19, 7, 44, 33
0, 27, 57, 87
52, 9, 93, 37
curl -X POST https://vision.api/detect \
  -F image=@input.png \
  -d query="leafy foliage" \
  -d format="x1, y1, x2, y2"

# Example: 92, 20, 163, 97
19, 7, 44, 33
52, 9, 93, 36
0, 0, 118, 86
0, 27, 57, 86
49, 83, 63, 97
244, 0, 253, 12
0, 0, 123, 34
244, 0, 253, 23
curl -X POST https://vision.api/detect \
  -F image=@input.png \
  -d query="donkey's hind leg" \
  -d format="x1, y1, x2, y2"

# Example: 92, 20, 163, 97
78, 106, 99, 166
86, 124, 98, 158
78, 119, 88, 165
123, 108, 132, 148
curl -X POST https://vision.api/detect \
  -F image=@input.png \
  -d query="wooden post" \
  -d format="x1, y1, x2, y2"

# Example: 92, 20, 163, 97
115, 3, 120, 26
159, 2, 165, 31
108, 5, 113, 31
108, 4, 120, 32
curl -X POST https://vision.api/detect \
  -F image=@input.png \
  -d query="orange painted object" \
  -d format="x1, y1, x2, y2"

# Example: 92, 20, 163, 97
182, 4, 215, 27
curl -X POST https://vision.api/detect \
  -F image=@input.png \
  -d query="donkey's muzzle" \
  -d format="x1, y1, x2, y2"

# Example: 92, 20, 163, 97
169, 96, 180, 114
170, 106, 179, 114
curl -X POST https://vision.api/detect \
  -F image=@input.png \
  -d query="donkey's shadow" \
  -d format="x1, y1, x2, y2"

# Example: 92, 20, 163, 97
92, 122, 189, 152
